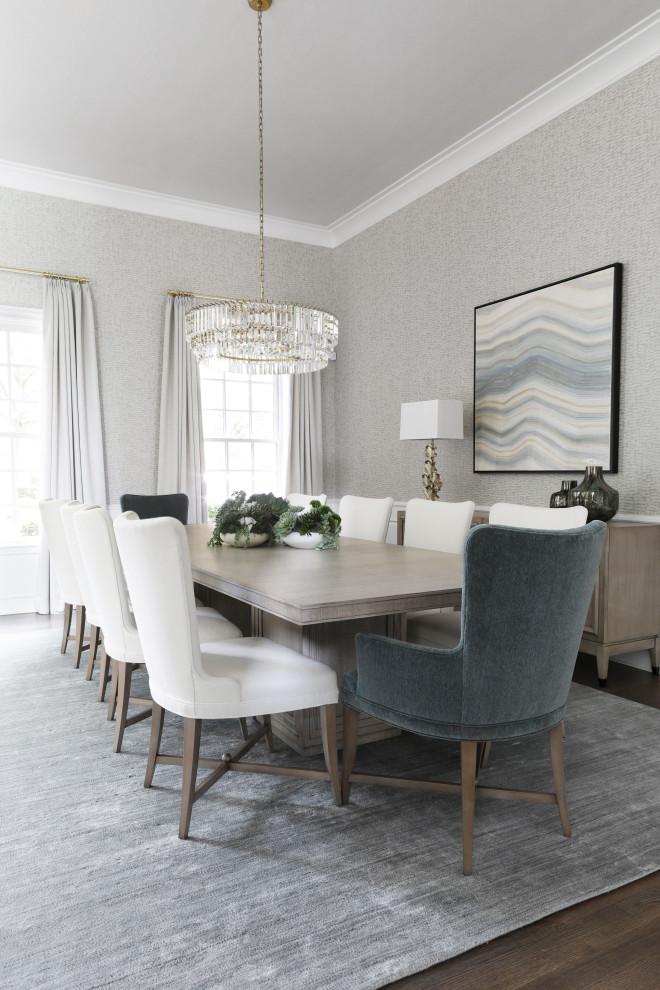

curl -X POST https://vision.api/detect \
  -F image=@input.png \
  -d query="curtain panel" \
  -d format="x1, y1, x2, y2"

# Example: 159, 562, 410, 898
37, 279, 106, 613
157, 295, 207, 523
286, 371, 324, 496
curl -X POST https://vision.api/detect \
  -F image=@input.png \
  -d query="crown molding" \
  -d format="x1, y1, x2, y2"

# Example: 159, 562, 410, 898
0, 159, 335, 248
329, 11, 660, 246
1, 11, 659, 249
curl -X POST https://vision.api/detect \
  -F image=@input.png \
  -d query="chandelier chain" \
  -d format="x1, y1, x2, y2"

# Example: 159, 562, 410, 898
184, 0, 338, 375
258, 10, 264, 303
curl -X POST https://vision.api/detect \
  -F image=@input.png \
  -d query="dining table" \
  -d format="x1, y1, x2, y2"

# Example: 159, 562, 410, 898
187, 525, 463, 755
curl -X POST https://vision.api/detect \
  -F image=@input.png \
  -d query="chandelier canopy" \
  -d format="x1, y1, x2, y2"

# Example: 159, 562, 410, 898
186, 0, 338, 375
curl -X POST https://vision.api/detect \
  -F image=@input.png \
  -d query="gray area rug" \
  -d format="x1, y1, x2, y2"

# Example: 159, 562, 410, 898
2, 628, 660, 990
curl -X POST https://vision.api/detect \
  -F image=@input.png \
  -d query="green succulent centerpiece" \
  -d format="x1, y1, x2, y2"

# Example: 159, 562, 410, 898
209, 491, 292, 548
274, 500, 342, 551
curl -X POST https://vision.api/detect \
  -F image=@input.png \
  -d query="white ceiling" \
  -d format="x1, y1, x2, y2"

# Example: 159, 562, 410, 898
1, 0, 660, 244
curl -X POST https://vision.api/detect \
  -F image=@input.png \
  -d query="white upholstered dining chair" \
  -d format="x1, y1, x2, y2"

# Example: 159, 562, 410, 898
73, 507, 244, 752
403, 498, 476, 553
114, 511, 341, 839
407, 501, 589, 650
489, 503, 588, 528
60, 502, 103, 679
38, 498, 88, 662
338, 495, 394, 543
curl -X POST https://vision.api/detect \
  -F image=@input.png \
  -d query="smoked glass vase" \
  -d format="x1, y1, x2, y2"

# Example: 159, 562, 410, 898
567, 465, 619, 522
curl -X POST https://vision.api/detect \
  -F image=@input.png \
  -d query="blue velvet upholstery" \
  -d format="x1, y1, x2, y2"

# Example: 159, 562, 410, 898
341, 521, 606, 741
119, 493, 189, 526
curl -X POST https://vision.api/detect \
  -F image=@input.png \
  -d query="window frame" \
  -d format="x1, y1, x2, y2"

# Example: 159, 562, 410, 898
198, 366, 285, 515
0, 305, 43, 547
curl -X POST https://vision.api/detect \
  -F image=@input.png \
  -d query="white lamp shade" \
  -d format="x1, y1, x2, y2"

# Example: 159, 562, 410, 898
399, 399, 464, 441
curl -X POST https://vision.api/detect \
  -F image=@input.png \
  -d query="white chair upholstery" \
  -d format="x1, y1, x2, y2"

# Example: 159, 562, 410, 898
114, 512, 341, 838
38, 498, 85, 657
407, 501, 589, 650
60, 502, 103, 676
287, 492, 327, 512
338, 495, 394, 543
73, 507, 243, 752
489, 503, 588, 529
403, 498, 476, 553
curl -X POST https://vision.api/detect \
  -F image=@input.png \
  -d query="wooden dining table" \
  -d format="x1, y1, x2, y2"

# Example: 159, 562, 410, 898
187, 525, 463, 755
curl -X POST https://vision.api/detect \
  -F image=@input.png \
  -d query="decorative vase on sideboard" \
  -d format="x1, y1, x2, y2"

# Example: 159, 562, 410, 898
549, 480, 578, 508
567, 465, 619, 522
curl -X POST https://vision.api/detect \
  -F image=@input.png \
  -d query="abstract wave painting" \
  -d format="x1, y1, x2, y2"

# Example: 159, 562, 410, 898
474, 264, 621, 472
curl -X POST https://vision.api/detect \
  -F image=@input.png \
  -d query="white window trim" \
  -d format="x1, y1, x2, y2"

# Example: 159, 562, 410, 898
0, 304, 42, 548
200, 370, 291, 511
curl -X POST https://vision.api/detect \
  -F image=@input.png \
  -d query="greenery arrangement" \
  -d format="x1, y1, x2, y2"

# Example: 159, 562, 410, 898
274, 499, 342, 551
208, 491, 291, 548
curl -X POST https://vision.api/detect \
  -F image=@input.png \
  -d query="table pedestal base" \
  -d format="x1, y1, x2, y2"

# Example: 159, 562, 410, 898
196, 585, 401, 756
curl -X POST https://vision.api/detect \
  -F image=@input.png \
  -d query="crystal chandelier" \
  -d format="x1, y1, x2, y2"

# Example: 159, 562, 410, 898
186, 0, 338, 375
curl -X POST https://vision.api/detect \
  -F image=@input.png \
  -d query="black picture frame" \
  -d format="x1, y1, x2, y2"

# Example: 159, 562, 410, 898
473, 263, 622, 473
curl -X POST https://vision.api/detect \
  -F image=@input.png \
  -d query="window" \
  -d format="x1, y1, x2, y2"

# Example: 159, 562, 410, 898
199, 367, 282, 521
0, 306, 42, 544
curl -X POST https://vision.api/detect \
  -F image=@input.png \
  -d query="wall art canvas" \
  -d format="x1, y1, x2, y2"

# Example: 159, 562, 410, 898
474, 263, 622, 473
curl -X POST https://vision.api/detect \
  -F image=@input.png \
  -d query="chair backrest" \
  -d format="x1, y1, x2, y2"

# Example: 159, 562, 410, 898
119, 492, 189, 525
74, 507, 137, 662
60, 502, 100, 622
338, 495, 394, 542
38, 498, 83, 606
489, 503, 588, 530
403, 498, 476, 554
460, 522, 606, 729
114, 512, 199, 705
287, 493, 327, 512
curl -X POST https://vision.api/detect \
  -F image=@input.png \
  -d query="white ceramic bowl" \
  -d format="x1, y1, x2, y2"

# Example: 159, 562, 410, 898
282, 532, 323, 550
220, 532, 269, 548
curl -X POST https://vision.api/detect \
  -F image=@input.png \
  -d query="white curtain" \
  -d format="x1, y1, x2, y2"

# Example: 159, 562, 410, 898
37, 278, 106, 613
286, 371, 324, 495
157, 295, 207, 523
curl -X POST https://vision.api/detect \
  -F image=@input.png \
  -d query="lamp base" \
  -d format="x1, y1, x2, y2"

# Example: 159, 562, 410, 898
422, 442, 443, 501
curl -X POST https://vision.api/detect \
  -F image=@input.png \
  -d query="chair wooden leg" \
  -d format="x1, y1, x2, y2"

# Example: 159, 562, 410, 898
320, 704, 342, 806
145, 703, 165, 788
461, 741, 478, 876
60, 602, 73, 654
475, 742, 485, 779
239, 717, 249, 741
480, 741, 491, 769
73, 604, 86, 668
179, 718, 202, 839
113, 662, 133, 753
85, 625, 101, 680
107, 659, 119, 720
550, 722, 571, 837
263, 714, 275, 753
341, 704, 359, 804
97, 641, 111, 702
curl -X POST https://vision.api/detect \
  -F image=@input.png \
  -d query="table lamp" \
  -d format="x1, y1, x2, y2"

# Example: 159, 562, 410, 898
399, 399, 464, 500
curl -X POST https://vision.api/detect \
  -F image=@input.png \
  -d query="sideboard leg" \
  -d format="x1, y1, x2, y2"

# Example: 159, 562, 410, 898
651, 637, 659, 676
596, 645, 611, 687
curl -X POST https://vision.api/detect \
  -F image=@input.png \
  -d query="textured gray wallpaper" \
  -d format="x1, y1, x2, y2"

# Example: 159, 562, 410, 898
331, 57, 660, 515
0, 193, 334, 505
2, 56, 660, 515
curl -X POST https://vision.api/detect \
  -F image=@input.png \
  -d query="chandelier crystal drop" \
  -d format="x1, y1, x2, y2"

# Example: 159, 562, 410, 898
186, 0, 338, 375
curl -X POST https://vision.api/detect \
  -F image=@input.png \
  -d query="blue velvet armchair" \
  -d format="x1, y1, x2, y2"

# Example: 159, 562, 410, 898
340, 521, 607, 874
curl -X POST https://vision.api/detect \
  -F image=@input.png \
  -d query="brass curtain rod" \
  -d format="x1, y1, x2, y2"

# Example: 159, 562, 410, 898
0, 264, 90, 283
168, 289, 252, 303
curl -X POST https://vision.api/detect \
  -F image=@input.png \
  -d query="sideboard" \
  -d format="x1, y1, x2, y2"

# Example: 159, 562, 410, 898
396, 509, 660, 686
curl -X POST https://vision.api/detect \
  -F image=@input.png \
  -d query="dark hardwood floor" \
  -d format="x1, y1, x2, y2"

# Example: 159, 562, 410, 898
3, 616, 659, 987
387, 654, 660, 990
